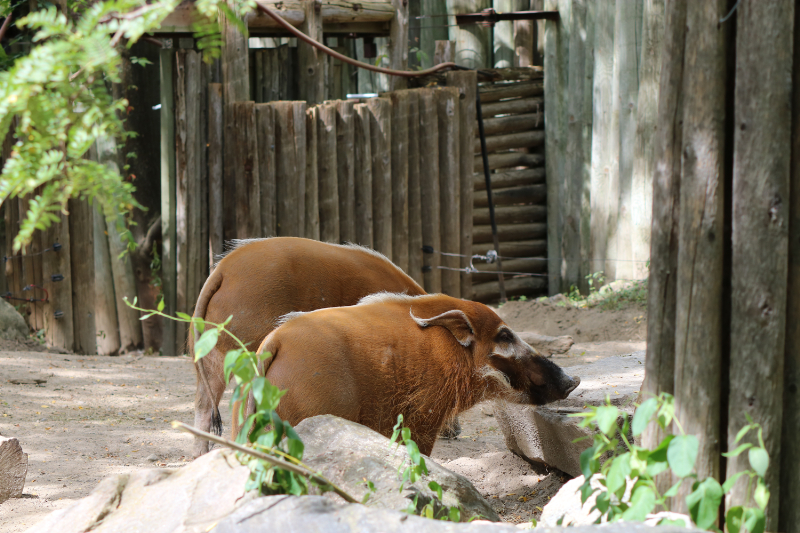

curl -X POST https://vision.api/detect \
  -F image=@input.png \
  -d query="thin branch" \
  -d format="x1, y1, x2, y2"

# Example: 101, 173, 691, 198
99, 4, 160, 23
172, 421, 360, 504
0, 13, 13, 43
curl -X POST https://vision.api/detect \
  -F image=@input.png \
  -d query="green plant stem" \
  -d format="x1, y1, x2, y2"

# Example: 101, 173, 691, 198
173, 421, 359, 504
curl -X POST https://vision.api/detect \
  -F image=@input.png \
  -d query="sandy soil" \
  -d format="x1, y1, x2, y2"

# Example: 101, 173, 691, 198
0, 298, 646, 531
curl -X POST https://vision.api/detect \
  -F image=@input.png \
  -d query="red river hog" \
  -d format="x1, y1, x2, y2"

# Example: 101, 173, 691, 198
253, 293, 581, 456
191, 237, 425, 458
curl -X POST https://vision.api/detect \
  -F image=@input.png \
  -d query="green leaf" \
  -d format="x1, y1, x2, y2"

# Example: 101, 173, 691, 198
620, 486, 656, 522
734, 424, 752, 444
579, 446, 600, 478
753, 479, 770, 510
194, 328, 219, 361
176, 311, 191, 320
686, 477, 723, 530
579, 479, 596, 505
428, 480, 443, 500
723, 443, 753, 458
406, 440, 421, 465
727, 506, 744, 533
157, 298, 165, 312
594, 490, 611, 513
748, 447, 769, 478
667, 435, 698, 478
727, 506, 766, 533
722, 471, 747, 493
595, 405, 619, 436
605, 452, 631, 497
632, 398, 658, 436
663, 480, 682, 498
448, 506, 461, 522
658, 518, 687, 527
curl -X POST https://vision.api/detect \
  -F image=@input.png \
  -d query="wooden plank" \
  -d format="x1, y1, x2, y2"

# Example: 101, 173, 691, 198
174, 50, 189, 342
221, 5, 250, 105
273, 102, 307, 237
479, 112, 543, 136
106, 218, 144, 354
199, 61, 210, 281
471, 276, 547, 303
447, 0, 491, 69
420, 0, 448, 69
208, 83, 224, 264
256, 103, 277, 237
473, 239, 546, 258
480, 97, 543, 118
354, 104, 374, 247
474, 152, 544, 173
407, 91, 424, 286
18, 197, 35, 329
514, 0, 535, 68
390, 91, 410, 271
472, 130, 544, 153
336, 100, 356, 243
305, 106, 320, 240
727, 2, 793, 528
478, 80, 544, 103
544, 0, 569, 294
3, 199, 20, 309
41, 215, 73, 352
474, 168, 545, 190
368, 97, 392, 259
579, 0, 595, 293
474, 185, 546, 208
436, 86, 461, 297
493, 0, 517, 68
672, 0, 729, 513
474, 205, 547, 225
446, 71, 477, 300
433, 40, 454, 64
159, 48, 177, 355
418, 89, 441, 293
93, 208, 120, 355
473, 223, 546, 244
265, 49, 280, 103
299, 0, 325, 104
387, 0, 409, 91
232, 102, 261, 239
318, 102, 340, 243
472, 257, 546, 283
68, 199, 95, 354
641, 0, 684, 463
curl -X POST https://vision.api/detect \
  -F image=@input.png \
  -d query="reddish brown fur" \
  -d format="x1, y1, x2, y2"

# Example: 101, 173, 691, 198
254, 293, 580, 456
191, 238, 425, 457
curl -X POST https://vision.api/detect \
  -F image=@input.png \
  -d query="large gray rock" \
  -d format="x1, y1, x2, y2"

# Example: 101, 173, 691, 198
495, 352, 645, 476
0, 436, 28, 502
295, 415, 499, 521
24, 449, 253, 533
0, 298, 29, 341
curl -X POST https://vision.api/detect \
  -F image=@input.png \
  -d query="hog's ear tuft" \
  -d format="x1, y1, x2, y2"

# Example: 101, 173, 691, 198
410, 309, 475, 347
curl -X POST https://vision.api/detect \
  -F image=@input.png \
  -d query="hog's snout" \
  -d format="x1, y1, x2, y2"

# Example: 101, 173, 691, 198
562, 375, 580, 397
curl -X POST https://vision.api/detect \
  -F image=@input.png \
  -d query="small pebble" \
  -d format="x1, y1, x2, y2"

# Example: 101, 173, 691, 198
146, 454, 158, 462
117, 412, 124, 416
145, 418, 153, 423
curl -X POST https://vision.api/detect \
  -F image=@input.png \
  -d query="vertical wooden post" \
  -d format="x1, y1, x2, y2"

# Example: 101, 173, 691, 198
160, 47, 177, 355
19, 197, 36, 329
336, 100, 356, 243
299, 0, 324, 104
420, 0, 449, 69
514, 0, 535, 67
274, 101, 307, 237
544, 0, 569, 294
388, 0, 409, 91
232, 101, 261, 238
436, 86, 461, 297
208, 83, 224, 264
368, 97, 393, 259
446, 71, 477, 300
727, 2, 793, 528
175, 50, 189, 346
781, 2, 800, 529
221, 6, 250, 105
407, 91, 424, 286
68, 199, 95, 354
433, 40, 454, 64
93, 208, 120, 355
3, 199, 20, 308
579, 0, 594, 291
446, 0, 491, 68
493, 0, 518, 68
641, 0, 685, 469
561, 0, 586, 291
354, 103, 374, 247
305, 106, 320, 240
390, 91, 410, 271
41, 216, 73, 352
419, 89, 441, 293
672, 0, 729, 511
255, 104, 276, 237
318, 102, 340, 243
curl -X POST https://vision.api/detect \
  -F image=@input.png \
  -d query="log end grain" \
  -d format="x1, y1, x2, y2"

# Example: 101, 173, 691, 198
0, 436, 28, 503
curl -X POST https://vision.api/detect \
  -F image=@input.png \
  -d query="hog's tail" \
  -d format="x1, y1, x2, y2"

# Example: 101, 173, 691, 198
192, 270, 224, 436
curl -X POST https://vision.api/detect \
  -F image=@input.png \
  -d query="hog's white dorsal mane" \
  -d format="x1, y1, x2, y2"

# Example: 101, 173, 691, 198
274, 310, 307, 328
356, 291, 431, 306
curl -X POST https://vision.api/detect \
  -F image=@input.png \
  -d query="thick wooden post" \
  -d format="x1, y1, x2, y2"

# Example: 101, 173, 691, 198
672, 0, 729, 511
436, 86, 460, 298
388, 0, 409, 91
232, 101, 261, 238
336, 100, 356, 243
208, 83, 224, 263
642, 0, 685, 465
274, 102, 307, 237
514, 0, 535, 67
727, 2, 793, 528
433, 40, 454, 64
68, 199, 95, 354
420, 0, 448, 69
781, 2, 800, 529
305, 106, 320, 240
299, 0, 325, 104
368, 97, 392, 259
93, 208, 120, 355
446, 0, 490, 68
390, 91, 410, 272
419, 89, 441, 293
160, 47, 177, 355
318, 102, 340, 243
256, 103, 277, 237
544, 0, 569, 294
354, 104, 374, 247
446, 71, 477, 300
41, 217, 73, 352
407, 91, 424, 286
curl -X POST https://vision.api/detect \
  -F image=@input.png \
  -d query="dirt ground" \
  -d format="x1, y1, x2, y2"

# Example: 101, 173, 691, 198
0, 297, 646, 531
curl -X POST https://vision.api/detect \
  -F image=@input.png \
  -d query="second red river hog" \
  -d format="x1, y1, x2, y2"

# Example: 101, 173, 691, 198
254, 293, 581, 455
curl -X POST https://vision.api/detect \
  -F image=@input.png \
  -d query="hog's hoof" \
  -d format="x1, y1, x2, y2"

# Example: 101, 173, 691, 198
439, 417, 462, 439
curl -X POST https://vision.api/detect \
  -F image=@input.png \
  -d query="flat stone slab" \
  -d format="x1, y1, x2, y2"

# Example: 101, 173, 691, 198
494, 351, 645, 477
0, 436, 28, 502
